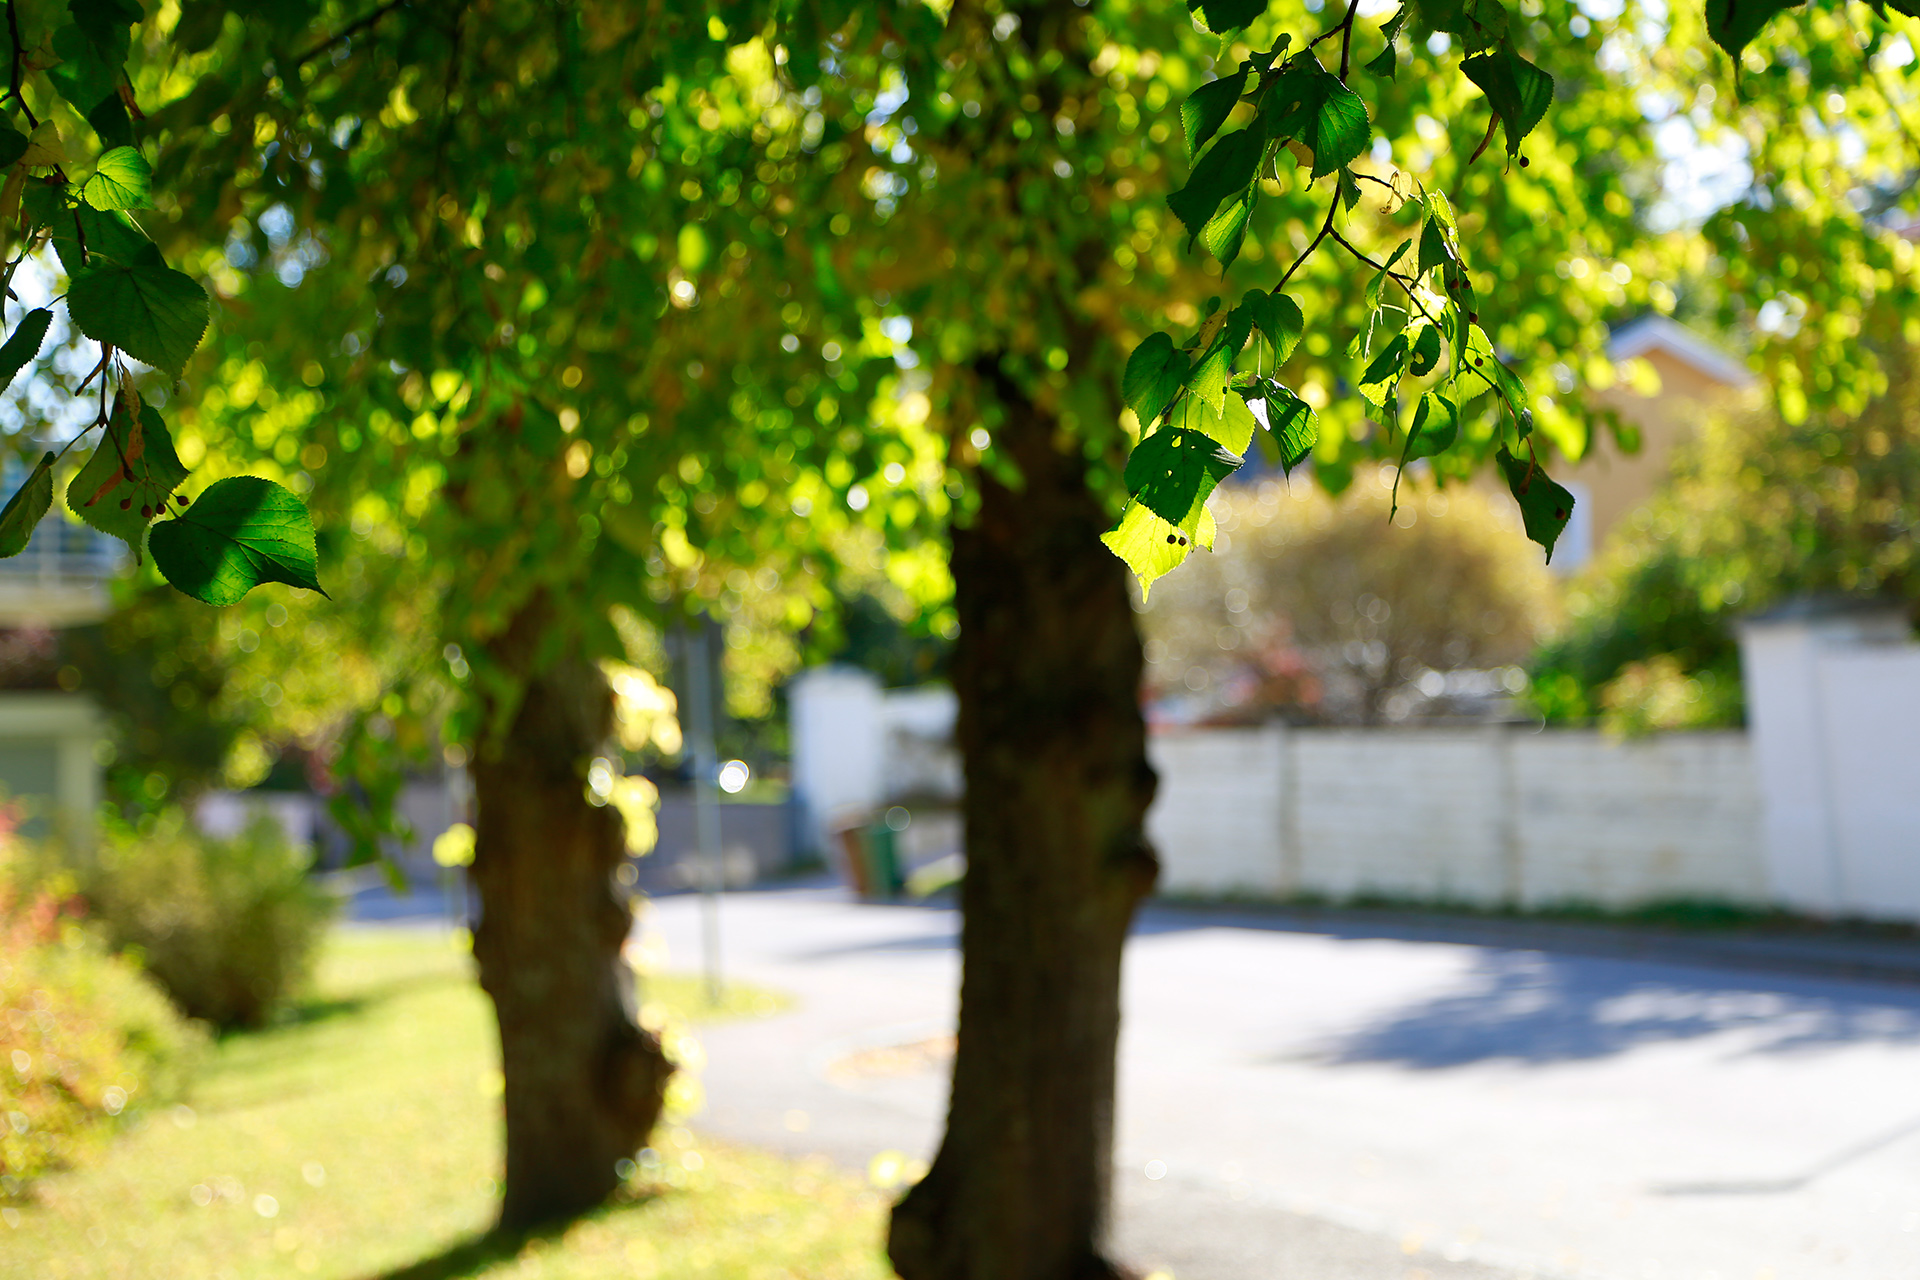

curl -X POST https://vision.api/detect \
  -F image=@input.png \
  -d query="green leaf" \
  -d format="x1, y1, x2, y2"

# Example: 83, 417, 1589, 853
1461, 41, 1555, 157
1177, 382, 1257, 453
1418, 214, 1452, 279
1704, 0, 1807, 57
1261, 383, 1318, 473
48, 204, 162, 275
66, 260, 209, 375
1260, 60, 1370, 179
1366, 7, 1406, 78
0, 123, 26, 170
1359, 331, 1410, 410
1167, 127, 1265, 240
1200, 187, 1256, 268
1101, 496, 1217, 599
83, 146, 151, 210
68, 400, 189, 553
1462, 324, 1532, 434
1123, 332, 1188, 427
1409, 321, 1442, 377
0, 451, 53, 558
1182, 68, 1249, 158
1401, 391, 1460, 462
1240, 290, 1304, 366
47, 21, 119, 119
149, 476, 327, 606
0, 308, 51, 392
1496, 445, 1575, 562
69, 0, 143, 52
86, 93, 133, 151
1124, 425, 1242, 527
1186, 0, 1267, 34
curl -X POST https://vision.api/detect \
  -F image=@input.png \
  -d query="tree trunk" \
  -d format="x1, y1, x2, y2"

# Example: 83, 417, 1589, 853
468, 616, 673, 1230
889, 365, 1159, 1280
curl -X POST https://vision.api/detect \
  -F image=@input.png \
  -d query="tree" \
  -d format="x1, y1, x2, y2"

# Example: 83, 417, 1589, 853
138, 0, 937, 1230
14, 0, 1910, 1265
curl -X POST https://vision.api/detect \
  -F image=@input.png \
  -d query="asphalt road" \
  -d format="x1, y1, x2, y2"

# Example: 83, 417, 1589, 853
645, 885, 1920, 1280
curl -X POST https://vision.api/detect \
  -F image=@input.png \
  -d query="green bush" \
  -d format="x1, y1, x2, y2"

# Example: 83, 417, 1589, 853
76, 811, 336, 1029
1, 885, 206, 1202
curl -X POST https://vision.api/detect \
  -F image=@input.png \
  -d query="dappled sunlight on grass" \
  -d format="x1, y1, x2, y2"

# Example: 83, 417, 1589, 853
4, 926, 889, 1279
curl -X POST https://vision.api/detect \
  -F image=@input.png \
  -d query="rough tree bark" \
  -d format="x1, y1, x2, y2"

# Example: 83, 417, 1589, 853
889, 363, 1159, 1280
468, 612, 674, 1230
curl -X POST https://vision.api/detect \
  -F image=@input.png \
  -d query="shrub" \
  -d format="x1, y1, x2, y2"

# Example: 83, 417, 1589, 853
1138, 468, 1559, 724
76, 811, 336, 1029
1, 884, 206, 1202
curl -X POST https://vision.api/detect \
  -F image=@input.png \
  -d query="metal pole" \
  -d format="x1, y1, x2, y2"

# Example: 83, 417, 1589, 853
685, 619, 724, 1004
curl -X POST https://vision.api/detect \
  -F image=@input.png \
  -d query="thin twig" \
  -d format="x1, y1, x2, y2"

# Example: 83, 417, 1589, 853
7, 3, 37, 131
1276, 195, 1339, 290
295, 0, 409, 68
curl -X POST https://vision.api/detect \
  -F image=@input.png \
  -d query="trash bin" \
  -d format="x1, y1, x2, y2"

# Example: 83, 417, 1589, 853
863, 819, 904, 898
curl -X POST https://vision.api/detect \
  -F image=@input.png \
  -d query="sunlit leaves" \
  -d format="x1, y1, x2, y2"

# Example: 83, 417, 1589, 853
66, 260, 209, 375
1462, 324, 1533, 435
1102, 497, 1216, 599
0, 453, 53, 558
1402, 391, 1460, 464
1123, 333, 1187, 426
1462, 42, 1554, 157
1359, 331, 1410, 410
1201, 189, 1256, 269
1176, 384, 1258, 454
1365, 7, 1408, 78
82, 146, 152, 210
68, 401, 188, 552
1167, 127, 1265, 241
1260, 59, 1369, 179
1182, 68, 1248, 158
1124, 426, 1241, 527
1260, 384, 1318, 474
148, 476, 326, 607
1497, 445, 1575, 561
1240, 291, 1304, 366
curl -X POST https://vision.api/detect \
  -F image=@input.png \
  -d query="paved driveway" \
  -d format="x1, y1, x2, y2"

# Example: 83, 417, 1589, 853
646, 886, 1920, 1280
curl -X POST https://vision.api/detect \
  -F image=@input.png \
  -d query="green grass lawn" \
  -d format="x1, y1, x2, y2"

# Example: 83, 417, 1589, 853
4, 926, 893, 1280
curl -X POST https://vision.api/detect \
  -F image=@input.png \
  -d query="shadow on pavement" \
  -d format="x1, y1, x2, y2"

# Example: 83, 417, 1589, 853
1314, 947, 1920, 1067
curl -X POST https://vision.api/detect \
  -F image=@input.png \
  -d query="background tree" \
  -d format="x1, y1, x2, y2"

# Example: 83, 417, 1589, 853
141, 0, 948, 1229
1139, 471, 1557, 724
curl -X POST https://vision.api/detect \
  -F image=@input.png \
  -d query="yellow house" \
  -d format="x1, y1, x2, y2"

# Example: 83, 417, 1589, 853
1551, 314, 1757, 570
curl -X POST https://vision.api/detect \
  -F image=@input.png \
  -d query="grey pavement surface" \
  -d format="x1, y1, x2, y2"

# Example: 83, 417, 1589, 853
646, 885, 1920, 1280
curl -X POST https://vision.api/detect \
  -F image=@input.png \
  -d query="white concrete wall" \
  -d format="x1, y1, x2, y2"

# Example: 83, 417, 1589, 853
1739, 607, 1920, 921
789, 669, 959, 854
1150, 724, 1767, 910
